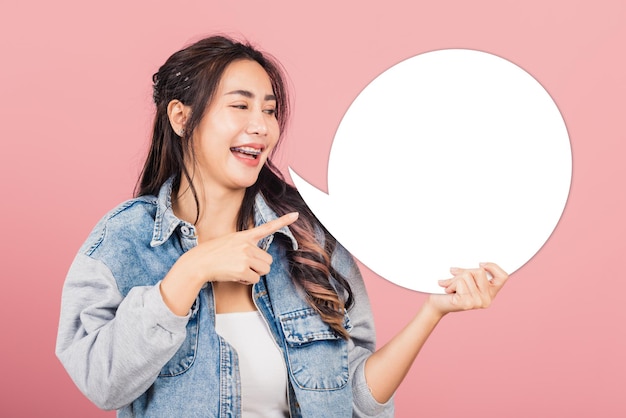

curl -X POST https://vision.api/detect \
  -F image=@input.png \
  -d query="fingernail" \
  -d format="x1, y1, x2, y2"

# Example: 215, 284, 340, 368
449, 267, 460, 273
479, 262, 487, 267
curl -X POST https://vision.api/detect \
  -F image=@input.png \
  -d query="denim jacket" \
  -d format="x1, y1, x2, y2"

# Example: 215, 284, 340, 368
56, 177, 394, 417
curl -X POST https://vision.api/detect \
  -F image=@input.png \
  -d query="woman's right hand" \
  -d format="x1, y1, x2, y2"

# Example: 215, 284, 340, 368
160, 212, 298, 315
185, 212, 299, 284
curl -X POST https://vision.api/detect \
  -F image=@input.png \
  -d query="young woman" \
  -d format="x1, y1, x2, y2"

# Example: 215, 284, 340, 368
56, 35, 509, 418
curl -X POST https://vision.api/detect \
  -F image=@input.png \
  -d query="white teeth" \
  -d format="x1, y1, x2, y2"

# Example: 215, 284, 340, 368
231, 146, 262, 156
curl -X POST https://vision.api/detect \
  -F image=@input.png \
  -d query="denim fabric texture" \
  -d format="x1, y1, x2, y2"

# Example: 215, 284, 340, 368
56, 177, 394, 417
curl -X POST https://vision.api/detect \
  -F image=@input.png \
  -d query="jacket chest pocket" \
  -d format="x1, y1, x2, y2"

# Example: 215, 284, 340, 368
279, 308, 352, 391
158, 299, 200, 377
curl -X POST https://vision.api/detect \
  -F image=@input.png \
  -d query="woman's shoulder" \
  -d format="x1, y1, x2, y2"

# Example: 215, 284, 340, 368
78, 195, 159, 257
105, 195, 159, 221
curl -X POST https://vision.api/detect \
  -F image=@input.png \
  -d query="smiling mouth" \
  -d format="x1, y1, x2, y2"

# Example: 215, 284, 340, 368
230, 146, 263, 159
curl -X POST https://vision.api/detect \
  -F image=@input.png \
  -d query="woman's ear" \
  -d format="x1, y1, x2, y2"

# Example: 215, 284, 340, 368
167, 100, 190, 137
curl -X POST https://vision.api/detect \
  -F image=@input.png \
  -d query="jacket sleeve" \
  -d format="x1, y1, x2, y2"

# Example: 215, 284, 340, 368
55, 252, 190, 410
331, 243, 395, 417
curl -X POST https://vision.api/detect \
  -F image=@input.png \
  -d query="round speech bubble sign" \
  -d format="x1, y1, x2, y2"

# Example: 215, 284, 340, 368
289, 49, 571, 294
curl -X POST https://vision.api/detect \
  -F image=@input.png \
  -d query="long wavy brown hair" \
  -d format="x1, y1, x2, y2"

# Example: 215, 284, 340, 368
135, 35, 354, 339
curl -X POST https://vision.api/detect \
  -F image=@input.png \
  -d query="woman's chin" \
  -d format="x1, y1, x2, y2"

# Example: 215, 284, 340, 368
229, 162, 267, 190
229, 173, 262, 191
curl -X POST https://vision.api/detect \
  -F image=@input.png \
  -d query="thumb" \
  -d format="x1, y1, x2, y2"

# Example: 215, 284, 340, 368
479, 262, 509, 288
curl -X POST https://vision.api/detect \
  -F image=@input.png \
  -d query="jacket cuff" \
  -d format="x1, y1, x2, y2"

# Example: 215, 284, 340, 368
143, 281, 191, 332
352, 360, 394, 417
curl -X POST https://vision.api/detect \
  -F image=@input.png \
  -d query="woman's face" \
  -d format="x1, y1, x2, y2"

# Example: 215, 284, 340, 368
190, 59, 280, 193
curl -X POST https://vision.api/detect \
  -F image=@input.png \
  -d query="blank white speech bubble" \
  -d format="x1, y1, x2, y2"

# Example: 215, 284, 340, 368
289, 49, 571, 294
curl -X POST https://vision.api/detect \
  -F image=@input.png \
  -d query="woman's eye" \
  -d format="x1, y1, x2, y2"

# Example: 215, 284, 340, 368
231, 104, 248, 110
264, 108, 276, 116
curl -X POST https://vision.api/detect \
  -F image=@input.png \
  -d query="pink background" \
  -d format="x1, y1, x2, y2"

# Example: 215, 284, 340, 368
1, 1, 624, 417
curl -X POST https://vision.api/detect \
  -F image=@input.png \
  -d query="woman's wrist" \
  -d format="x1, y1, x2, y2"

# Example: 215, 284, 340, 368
175, 248, 215, 284
421, 295, 448, 322
160, 255, 207, 316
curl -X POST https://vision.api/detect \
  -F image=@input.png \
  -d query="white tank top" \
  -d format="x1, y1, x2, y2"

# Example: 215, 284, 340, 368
215, 311, 289, 417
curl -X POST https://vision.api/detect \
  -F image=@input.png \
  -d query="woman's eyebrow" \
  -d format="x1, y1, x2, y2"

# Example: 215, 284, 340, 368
225, 89, 276, 101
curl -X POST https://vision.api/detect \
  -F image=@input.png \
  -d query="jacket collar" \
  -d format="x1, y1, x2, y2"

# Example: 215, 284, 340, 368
150, 176, 298, 251
150, 177, 181, 247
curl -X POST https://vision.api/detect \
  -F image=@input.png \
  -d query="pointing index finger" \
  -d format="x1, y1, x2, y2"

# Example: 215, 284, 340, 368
248, 212, 299, 241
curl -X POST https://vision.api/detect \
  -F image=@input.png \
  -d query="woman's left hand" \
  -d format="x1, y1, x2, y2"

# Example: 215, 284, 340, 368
364, 262, 509, 403
425, 262, 509, 317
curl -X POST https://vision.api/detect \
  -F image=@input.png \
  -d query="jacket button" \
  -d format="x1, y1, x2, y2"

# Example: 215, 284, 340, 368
180, 225, 191, 236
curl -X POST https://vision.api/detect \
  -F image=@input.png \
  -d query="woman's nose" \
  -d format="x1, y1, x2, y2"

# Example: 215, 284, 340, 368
246, 111, 268, 135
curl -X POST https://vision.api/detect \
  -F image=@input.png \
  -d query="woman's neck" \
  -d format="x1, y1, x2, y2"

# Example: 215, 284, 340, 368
173, 176, 247, 242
